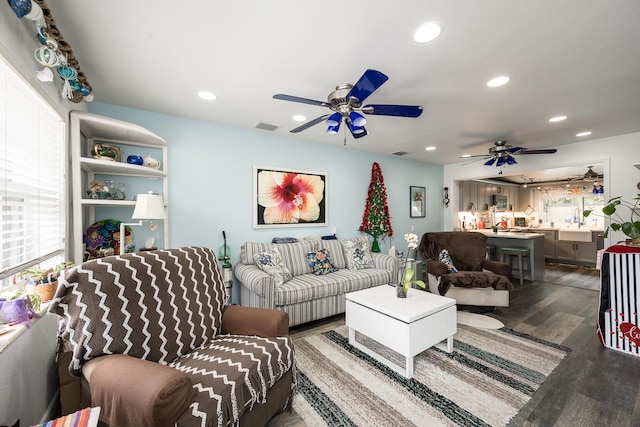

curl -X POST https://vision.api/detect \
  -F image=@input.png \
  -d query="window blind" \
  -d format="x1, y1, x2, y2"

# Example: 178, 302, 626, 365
0, 57, 66, 292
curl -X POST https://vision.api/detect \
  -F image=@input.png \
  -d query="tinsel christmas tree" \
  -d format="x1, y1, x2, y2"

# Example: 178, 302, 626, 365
359, 162, 393, 252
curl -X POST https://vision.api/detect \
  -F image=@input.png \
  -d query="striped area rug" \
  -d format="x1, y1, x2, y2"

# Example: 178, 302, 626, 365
293, 324, 570, 427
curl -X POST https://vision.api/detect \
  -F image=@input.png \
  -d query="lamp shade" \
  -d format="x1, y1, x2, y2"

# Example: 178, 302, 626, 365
347, 119, 365, 134
326, 112, 342, 127
348, 111, 367, 127
132, 194, 166, 219
327, 124, 340, 134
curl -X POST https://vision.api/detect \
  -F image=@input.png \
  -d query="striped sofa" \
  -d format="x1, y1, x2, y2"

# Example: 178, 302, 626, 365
235, 237, 401, 326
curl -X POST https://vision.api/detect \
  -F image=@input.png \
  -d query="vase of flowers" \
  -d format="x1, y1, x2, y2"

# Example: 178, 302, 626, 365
397, 233, 426, 298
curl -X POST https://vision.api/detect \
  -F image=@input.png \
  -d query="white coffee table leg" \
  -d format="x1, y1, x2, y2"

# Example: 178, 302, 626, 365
406, 355, 414, 378
435, 335, 454, 353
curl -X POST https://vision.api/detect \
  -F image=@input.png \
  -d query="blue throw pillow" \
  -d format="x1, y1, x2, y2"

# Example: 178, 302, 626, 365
306, 248, 339, 275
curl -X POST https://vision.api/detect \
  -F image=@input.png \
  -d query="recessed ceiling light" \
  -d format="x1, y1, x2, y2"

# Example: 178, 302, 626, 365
413, 22, 442, 43
425, 146, 436, 151
198, 91, 216, 100
576, 131, 592, 137
292, 115, 306, 122
548, 115, 567, 122
460, 154, 471, 158
486, 76, 510, 88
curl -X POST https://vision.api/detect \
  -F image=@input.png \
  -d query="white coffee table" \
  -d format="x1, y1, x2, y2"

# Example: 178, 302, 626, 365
345, 285, 456, 378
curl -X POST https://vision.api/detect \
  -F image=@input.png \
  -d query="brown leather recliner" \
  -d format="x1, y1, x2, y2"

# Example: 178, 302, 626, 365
418, 231, 513, 307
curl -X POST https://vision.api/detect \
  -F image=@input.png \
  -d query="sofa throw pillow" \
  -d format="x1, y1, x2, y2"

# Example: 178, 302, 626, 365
341, 238, 375, 270
439, 249, 458, 273
306, 248, 339, 275
253, 248, 293, 286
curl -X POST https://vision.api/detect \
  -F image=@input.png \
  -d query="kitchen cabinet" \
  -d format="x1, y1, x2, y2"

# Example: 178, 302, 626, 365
554, 231, 603, 266
459, 180, 528, 212
540, 229, 557, 258
70, 111, 169, 264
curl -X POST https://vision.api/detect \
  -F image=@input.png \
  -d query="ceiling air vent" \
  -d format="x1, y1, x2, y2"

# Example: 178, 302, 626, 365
392, 151, 408, 156
255, 122, 279, 131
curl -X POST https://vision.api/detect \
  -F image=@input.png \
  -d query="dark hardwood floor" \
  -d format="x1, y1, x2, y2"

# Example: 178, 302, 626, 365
269, 263, 640, 426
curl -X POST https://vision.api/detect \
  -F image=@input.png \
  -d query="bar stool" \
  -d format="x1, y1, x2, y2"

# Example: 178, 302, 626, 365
500, 247, 532, 285
486, 244, 496, 260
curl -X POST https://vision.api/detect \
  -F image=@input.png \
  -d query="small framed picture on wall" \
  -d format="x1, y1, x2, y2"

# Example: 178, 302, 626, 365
410, 186, 426, 218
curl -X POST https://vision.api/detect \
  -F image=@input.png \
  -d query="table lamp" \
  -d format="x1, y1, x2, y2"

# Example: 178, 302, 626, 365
119, 193, 167, 255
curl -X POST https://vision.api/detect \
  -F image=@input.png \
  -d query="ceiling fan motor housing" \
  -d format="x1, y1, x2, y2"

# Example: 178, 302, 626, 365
328, 84, 358, 116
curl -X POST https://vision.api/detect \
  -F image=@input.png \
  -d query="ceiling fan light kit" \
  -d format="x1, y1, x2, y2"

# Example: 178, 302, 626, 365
273, 69, 423, 140
326, 112, 342, 127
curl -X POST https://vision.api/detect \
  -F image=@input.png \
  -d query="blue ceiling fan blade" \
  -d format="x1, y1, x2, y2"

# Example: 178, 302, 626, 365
484, 157, 497, 166
273, 94, 331, 108
290, 114, 331, 133
362, 104, 423, 117
346, 69, 388, 104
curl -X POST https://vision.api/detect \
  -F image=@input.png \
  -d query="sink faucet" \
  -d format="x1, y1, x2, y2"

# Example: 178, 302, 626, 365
574, 207, 581, 228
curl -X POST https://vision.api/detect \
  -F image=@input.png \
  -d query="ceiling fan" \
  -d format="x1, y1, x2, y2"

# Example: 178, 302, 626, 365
462, 140, 557, 170
273, 69, 423, 139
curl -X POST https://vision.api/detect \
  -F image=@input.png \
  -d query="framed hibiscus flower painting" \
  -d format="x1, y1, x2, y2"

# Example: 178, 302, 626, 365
254, 166, 328, 228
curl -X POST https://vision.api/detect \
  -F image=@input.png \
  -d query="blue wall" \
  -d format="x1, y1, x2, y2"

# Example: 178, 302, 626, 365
89, 103, 443, 297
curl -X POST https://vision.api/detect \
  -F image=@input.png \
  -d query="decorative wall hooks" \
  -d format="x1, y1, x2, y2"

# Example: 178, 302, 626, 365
7, 0, 93, 103
443, 187, 450, 207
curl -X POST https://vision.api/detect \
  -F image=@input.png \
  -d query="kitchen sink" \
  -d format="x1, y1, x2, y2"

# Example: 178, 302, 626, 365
557, 229, 592, 242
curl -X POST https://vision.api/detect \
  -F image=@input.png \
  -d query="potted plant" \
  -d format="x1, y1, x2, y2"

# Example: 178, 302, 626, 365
18, 261, 74, 302
584, 194, 640, 245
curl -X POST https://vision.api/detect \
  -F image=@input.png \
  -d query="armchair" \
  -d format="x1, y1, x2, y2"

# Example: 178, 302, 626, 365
49, 246, 296, 427
418, 231, 513, 307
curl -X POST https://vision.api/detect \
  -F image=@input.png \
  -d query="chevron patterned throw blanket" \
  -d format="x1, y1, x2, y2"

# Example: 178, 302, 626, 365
49, 247, 296, 426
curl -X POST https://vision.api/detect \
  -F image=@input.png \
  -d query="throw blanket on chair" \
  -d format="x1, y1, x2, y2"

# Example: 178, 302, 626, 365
50, 247, 296, 427
438, 271, 512, 295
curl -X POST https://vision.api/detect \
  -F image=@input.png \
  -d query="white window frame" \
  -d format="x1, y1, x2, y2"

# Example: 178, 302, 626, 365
0, 54, 67, 293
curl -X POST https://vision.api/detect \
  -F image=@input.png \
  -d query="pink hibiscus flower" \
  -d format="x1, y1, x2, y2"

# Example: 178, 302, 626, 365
258, 171, 324, 224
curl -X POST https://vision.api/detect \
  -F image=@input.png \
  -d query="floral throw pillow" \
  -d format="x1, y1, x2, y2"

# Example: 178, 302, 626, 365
253, 248, 293, 285
439, 249, 458, 273
341, 238, 375, 270
306, 248, 339, 276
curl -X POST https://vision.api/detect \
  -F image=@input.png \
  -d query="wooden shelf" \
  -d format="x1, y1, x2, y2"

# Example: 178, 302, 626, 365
79, 157, 166, 178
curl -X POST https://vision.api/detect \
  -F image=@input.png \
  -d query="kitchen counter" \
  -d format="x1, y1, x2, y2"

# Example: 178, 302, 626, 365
470, 230, 545, 281
474, 229, 545, 239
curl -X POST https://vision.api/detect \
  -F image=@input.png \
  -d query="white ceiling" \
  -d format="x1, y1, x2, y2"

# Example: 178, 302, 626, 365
50, 1, 640, 178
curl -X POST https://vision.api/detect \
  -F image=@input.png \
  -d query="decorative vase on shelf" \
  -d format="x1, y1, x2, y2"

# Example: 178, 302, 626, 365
396, 283, 407, 298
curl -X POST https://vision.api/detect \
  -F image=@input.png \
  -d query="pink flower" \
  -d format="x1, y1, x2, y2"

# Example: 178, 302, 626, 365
258, 171, 324, 224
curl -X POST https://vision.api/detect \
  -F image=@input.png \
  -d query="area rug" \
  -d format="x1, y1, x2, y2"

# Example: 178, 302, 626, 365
292, 324, 570, 427
456, 311, 504, 329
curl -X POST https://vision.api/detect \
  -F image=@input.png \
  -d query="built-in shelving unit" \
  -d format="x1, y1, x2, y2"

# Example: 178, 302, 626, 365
70, 111, 169, 264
